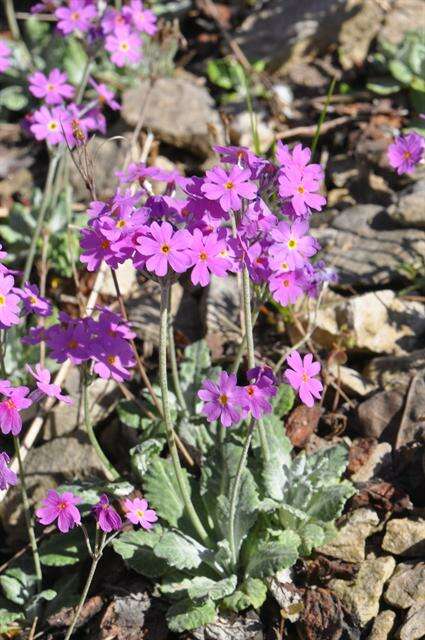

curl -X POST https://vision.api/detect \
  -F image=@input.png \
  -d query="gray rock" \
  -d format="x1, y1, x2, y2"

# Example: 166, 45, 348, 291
192, 611, 263, 640
330, 555, 396, 626
319, 508, 380, 563
351, 443, 392, 482
314, 205, 425, 287
338, 0, 384, 70
366, 349, 425, 388
397, 602, 425, 640
203, 274, 241, 349
388, 179, 425, 229
385, 562, 425, 609
379, 0, 425, 46
121, 74, 223, 158
328, 364, 377, 397
357, 390, 404, 439
367, 610, 396, 640
102, 259, 137, 298
382, 518, 425, 557
269, 570, 303, 622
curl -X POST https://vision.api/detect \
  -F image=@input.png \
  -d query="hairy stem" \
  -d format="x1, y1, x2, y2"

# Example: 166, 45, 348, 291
167, 284, 189, 416
159, 278, 209, 543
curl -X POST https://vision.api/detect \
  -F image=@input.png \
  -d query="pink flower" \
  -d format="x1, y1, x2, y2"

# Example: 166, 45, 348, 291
124, 497, 158, 529
89, 78, 120, 111
240, 366, 277, 420
202, 165, 258, 212
187, 229, 230, 286
92, 494, 122, 532
276, 142, 323, 181
92, 337, 135, 382
198, 371, 243, 427
0, 452, 18, 490
30, 105, 72, 145
0, 41, 11, 74
284, 351, 323, 408
19, 282, 52, 317
0, 273, 20, 329
28, 69, 74, 105
55, 0, 97, 35
105, 26, 142, 67
36, 489, 81, 533
80, 222, 127, 271
268, 270, 304, 306
0, 386, 32, 436
122, 0, 157, 35
279, 166, 326, 217
26, 364, 73, 404
387, 132, 424, 175
269, 220, 319, 270
137, 221, 192, 277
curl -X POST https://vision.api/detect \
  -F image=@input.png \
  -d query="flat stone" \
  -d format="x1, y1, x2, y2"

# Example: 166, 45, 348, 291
192, 611, 263, 640
365, 349, 425, 388
357, 390, 404, 439
351, 443, 392, 483
382, 518, 425, 557
338, 0, 384, 70
121, 74, 224, 158
367, 610, 396, 640
385, 562, 425, 609
102, 259, 137, 298
314, 205, 425, 287
203, 274, 241, 346
329, 364, 377, 397
388, 179, 425, 229
319, 508, 380, 563
330, 555, 396, 626
397, 602, 425, 640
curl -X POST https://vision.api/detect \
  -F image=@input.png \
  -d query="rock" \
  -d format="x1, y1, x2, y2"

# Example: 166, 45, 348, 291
382, 518, 425, 557
388, 179, 425, 229
298, 586, 361, 639
330, 555, 396, 626
397, 602, 425, 640
192, 611, 263, 640
357, 390, 404, 439
269, 571, 303, 622
385, 562, 425, 609
314, 205, 425, 287
351, 442, 392, 482
367, 610, 396, 640
329, 364, 377, 396
121, 74, 223, 158
229, 111, 274, 153
98, 590, 151, 640
366, 349, 425, 389
319, 508, 380, 563
203, 274, 241, 347
379, 0, 425, 46
101, 259, 137, 298
338, 0, 384, 70
285, 404, 321, 448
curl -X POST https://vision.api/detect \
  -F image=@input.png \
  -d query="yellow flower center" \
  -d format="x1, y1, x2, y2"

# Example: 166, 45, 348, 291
119, 41, 129, 51
403, 151, 412, 159
225, 181, 234, 190
48, 120, 58, 131
107, 355, 116, 365
136, 509, 145, 518
301, 372, 309, 383
297, 185, 305, 194
199, 251, 208, 261
116, 219, 126, 228
0, 295, 5, 306
218, 394, 228, 406
29, 296, 38, 304
101, 240, 110, 250
287, 239, 297, 250
282, 279, 290, 288
161, 244, 170, 254
47, 83, 55, 92
71, 11, 80, 21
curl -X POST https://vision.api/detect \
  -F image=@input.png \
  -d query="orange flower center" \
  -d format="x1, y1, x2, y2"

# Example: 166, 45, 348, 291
68, 339, 78, 350
101, 240, 110, 249
29, 296, 38, 304
161, 244, 170, 254
297, 185, 305, 194
71, 11, 80, 20
301, 372, 309, 383
218, 394, 228, 406
0, 295, 5, 306
107, 355, 116, 365
282, 279, 290, 287
116, 219, 126, 228
5, 399, 16, 410
57, 501, 68, 510
225, 181, 234, 190
403, 151, 411, 159
247, 386, 255, 396
199, 251, 208, 261
47, 83, 55, 92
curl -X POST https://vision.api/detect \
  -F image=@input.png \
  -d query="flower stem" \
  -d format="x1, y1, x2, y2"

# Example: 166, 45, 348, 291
82, 371, 119, 481
241, 267, 269, 461
63, 531, 106, 640
167, 284, 189, 416
159, 278, 209, 544
13, 436, 42, 592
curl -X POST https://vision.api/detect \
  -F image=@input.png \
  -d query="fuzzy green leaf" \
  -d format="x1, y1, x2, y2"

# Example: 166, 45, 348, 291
222, 577, 267, 612
272, 384, 295, 418
167, 598, 217, 632
154, 530, 211, 571
130, 438, 164, 478
216, 469, 259, 556
253, 413, 292, 501
112, 527, 168, 578
245, 531, 300, 578
39, 528, 89, 566
144, 456, 191, 528
161, 575, 237, 601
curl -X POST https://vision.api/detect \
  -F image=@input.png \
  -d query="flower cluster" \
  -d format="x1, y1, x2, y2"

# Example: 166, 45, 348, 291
23, 308, 136, 382
36, 489, 157, 533
387, 131, 424, 175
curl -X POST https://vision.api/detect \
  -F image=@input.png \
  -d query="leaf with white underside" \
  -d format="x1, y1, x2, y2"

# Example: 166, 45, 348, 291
154, 530, 212, 571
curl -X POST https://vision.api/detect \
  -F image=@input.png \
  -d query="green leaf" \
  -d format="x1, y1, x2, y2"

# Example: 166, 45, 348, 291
0, 567, 37, 606
0, 86, 29, 111
167, 598, 216, 632
388, 59, 414, 85
144, 456, 192, 528
367, 78, 401, 95
39, 528, 88, 566
112, 527, 169, 578
252, 413, 292, 502
63, 38, 88, 85
305, 482, 356, 522
117, 399, 144, 429
0, 601, 23, 634
161, 575, 237, 601
154, 530, 211, 571
299, 523, 327, 555
245, 531, 300, 578
130, 438, 165, 478
222, 577, 267, 612
272, 383, 295, 418
179, 339, 219, 415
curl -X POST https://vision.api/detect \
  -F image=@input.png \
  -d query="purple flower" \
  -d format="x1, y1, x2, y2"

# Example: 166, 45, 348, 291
268, 270, 304, 307
0, 41, 11, 74
36, 489, 81, 533
137, 221, 192, 277
28, 69, 74, 105
80, 223, 127, 272
240, 366, 277, 419
0, 452, 18, 490
55, 0, 97, 35
276, 142, 323, 182
46, 317, 90, 365
269, 220, 319, 270
19, 282, 52, 317
278, 166, 326, 217
105, 26, 142, 68
123, 0, 157, 35
198, 371, 243, 427
387, 132, 424, 175
202, 165, 258, 212
89, 78, 120, 111
92, 494, 122, 532
124, 497, 158, 529
0, 386, 32, 436
92, 336, 135, 382
284, 351, 323, 408
30, 105, 72, 145
26, 364, 73, 404
0, 273, 20, 329
187, 229, 230, 286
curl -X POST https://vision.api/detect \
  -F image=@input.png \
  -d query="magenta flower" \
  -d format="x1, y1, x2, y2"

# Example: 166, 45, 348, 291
202, 165, 258, 212
276, 142, 323, 181
269, 220, 319, 270
105, 26, 142, 68
122, 0, 157, 35
0, 452, 18, 490
36, 489, 81, 533
278, 166, 326, 217
268, 270, 304, 306
187, 229, 230, 286
240, 366, 277, 419
55, 0, 97, 35
137, 221, 192, 277
284, 351, 323, 408
28, 69, 74, 105
198, 371, 243, 427
89, 78, 120, 111
80, 223, 127, 271
0, 386, 32, 436
0, 41, 11, 73
26, 364, 73, 404
19, 282, 52, 317
92, 494, 122, 532
92, 337, 135, 382
0, 273, 20, 329
124, 497, 158, 529
30, 105, 72, 145
387, 132, 424, 175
